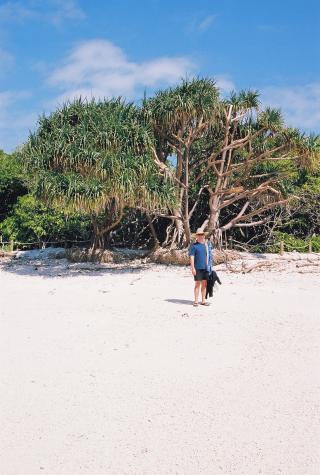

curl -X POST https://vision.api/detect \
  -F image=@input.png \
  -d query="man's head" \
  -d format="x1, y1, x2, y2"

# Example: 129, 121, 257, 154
195, 228, 205, 243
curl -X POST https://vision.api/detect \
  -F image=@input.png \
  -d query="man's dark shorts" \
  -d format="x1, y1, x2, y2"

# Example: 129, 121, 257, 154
194, 269, 208, 281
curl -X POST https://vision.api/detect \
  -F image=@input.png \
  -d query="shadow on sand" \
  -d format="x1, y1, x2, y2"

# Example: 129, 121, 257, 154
1, 258, 151, 279
165, 298, 194, 306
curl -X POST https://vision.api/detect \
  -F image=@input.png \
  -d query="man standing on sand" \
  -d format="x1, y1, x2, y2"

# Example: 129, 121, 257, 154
188, 228, 213, 307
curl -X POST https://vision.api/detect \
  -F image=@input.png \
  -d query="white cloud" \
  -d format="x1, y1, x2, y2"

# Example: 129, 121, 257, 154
48, 39, 195, 102
0, 0, 85, 25
215, 75, 235, 94
197, 15, 217, 32
261, 83, 320, 132
48, 0, 86, 25
187, 14, 217, 34
0, 91, 27, 125
0, 1, 35, 22
0, 48, 14, 74
0, 91, 37, 152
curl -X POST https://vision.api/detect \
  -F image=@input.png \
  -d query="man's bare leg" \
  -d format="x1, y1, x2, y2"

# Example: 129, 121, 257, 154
194, 281, 201, 305
201, 280, 207, 304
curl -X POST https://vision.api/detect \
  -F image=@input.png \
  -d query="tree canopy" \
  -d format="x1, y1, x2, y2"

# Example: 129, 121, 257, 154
13, 78, 320, 251
143, 79, 319, 246
21, 98, 175, 246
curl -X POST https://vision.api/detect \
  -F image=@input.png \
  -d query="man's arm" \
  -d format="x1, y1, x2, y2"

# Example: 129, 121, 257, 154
190, 255, 196, 276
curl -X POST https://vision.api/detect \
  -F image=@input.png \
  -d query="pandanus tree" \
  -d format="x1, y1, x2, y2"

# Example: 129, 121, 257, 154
144, 79, 318, 247
191, 96, 319, 245
143, 78, 221, 246
20, 98, 175, 248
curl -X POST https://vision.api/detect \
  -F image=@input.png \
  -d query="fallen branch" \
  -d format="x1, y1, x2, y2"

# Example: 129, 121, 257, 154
226, 260, 277, 273
295, 261, 320, 268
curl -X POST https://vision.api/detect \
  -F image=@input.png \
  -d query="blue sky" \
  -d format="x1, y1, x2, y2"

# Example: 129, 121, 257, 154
0, 0, 319, 151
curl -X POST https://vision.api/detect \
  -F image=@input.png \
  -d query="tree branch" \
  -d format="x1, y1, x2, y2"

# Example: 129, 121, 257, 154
150, 146, 187, 189
188, 186, 208, 220
233, 218, 270, 228
220, 198, 289, 231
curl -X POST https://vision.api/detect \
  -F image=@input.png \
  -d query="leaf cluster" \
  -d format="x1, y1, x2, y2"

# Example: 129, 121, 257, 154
21, 98, 175, 214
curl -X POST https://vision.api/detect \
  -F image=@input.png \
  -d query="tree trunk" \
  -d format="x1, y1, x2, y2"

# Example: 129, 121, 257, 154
91, 202, 124, 250
183, 146, 191, 246
205, 106, 233, 248
206, 192, 222, 246
172, 207, 184, 247
146, 213, 160, 249
92, 227, 105, 250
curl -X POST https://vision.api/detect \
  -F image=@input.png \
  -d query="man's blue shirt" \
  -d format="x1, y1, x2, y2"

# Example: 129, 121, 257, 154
188, 241, 213, 271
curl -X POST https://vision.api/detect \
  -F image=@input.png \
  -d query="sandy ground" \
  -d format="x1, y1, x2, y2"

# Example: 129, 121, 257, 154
1, 256, 320, 475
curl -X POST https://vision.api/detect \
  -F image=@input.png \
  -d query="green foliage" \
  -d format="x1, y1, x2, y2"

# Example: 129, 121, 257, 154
228, 90, 260, 110
144, 78, 220, 129
309, 235, 320, 252
7, 80, 320, 249
143, 77, 222, 170
266, 232, 320, 253
20, 98, 175, 215
282, 189, 320, 237
0, 151, 27, 221
300, 174, 320, 194
257, 107, 284, 130
0, 195, 91, 244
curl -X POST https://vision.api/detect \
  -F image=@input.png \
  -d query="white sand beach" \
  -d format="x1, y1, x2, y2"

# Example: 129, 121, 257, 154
1, 255, 320, 474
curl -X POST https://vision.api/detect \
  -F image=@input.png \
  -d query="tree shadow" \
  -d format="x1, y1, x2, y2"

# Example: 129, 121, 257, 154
251, 252, 268, 259
0, 258, 150, 279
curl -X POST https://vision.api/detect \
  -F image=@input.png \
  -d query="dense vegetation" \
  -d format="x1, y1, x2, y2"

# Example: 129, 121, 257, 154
1, 78, 319, 252
0, 150, 91, 247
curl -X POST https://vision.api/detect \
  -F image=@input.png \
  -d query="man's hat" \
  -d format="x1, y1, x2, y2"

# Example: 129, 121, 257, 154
195, 228, 205, 235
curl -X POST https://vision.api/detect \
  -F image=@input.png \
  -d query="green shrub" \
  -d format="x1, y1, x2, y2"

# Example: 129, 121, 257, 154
310, 235, 320, 252
0, 151, 27, 221
266, 232, 320, 253
0, 195, 91, 246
